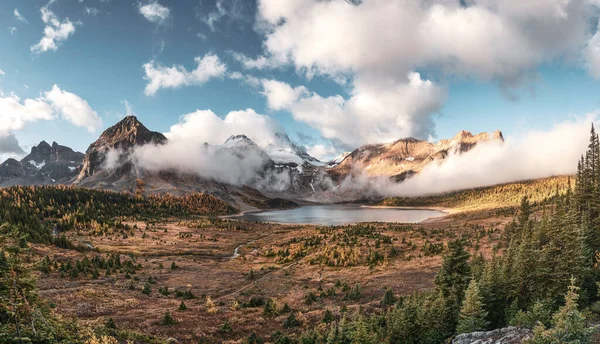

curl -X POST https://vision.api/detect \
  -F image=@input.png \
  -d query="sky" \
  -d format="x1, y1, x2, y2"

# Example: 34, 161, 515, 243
3, 0, 600, 163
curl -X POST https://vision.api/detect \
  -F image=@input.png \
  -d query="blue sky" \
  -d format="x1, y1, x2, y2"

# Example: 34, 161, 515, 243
2, 0, 600, 161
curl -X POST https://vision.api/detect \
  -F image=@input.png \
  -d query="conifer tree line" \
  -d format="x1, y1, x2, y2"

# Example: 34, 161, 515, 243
0, 185, 238, 246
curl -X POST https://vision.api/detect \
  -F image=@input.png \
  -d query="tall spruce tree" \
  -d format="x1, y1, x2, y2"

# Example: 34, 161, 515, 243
434, 239, 471, 335
456, 279, 489, 334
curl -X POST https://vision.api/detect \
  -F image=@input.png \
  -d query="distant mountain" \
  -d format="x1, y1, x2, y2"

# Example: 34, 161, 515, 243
265, 133, 322, 168
329, 130, 504, 182
0, 141, 84, 186
0, 115, 506, 207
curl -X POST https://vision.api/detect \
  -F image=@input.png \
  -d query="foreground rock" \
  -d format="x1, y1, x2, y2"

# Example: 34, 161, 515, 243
452, 327, 533, 344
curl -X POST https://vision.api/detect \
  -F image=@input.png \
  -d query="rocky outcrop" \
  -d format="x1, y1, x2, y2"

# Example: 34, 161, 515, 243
0, 141, 84, 186
452, 327, 533, 344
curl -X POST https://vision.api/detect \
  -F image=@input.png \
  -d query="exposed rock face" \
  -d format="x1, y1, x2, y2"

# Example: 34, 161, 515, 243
76, 115, 167, 182
0, 141, 84, 186
452, 327, 533, 344
329, 130, 504, 181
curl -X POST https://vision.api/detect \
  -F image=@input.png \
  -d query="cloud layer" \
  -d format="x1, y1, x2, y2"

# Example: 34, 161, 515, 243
334, 116, 597, 198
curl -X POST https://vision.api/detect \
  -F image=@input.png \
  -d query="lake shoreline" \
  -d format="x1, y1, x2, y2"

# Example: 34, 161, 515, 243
225, 204, 450, 225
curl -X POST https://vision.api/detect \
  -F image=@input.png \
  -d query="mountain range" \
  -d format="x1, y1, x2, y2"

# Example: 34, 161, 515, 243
0, 116, 503, 209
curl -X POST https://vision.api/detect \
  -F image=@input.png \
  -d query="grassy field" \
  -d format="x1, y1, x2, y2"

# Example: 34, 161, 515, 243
379, 175, 571, 211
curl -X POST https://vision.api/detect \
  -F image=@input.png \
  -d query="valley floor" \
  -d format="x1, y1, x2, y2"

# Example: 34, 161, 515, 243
33, 207, 514, 343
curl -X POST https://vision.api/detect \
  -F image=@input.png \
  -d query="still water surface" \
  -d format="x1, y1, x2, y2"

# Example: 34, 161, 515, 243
233, 204, 446, 225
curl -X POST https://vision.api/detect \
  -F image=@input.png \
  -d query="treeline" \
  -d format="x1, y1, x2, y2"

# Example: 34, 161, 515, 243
0, 185, 238, 245
380, 176, 570, 210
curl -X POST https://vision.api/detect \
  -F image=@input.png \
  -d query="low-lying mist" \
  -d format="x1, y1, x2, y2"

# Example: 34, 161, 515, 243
100, 115, 596, 200
377, 115, 596, 197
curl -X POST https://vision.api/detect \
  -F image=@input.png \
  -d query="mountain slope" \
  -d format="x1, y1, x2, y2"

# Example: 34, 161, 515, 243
329, 130, 504, 181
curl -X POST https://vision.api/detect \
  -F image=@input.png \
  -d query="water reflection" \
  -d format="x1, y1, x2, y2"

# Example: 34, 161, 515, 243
232, 204, 446, 225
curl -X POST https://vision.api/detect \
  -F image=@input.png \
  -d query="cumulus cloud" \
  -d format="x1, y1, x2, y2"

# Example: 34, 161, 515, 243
138, 1, 170, 25
261, 74, 446, 149
31, 3, 77, 53
260, 79, 307, 110
44, 85, 102, 132
14, 9, 28, 23
165, 108, 282, 147
255, 0, 591, 83
143, 54, 227, 96
244, 0, 600, 148
0, 93, 55, 134
0, 85, 101, 137
0, 69, 4, 76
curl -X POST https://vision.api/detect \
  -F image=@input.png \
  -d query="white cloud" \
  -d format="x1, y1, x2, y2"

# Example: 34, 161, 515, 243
138, 1, 170, 25
261, 73, 446, 149
44, 85, 102, 132
130, 108, 293, 189
14, 9, 28, 23
30, 4, 77, 53
9, 27, 17, 35
256, 0, 590, 83
0, 85, 102, 137
306, 143, 339, 162
0, 93, 55, 135
121, 100, 135, 118
232, 52, 284, 70
247, 0, 600, 148
586, 19, 600, 79
143, 54, 227, 95
85, 7, 99, 16
0, 70, 4, 76
260, 79, 307, 110
165, 108, 282, 147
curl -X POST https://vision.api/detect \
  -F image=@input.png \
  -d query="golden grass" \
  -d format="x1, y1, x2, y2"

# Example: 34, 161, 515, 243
380, 176, 571, 211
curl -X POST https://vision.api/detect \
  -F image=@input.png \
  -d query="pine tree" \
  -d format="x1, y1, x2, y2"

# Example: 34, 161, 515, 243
381, 288, 396, 307
456, 279, 489, 334
527, 278, 593, 344
434, 239, 471, 334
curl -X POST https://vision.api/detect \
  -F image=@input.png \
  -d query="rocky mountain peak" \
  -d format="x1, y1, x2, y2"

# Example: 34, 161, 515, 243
224, 134, 255, 146
29, 141, 52, 160
96, 115, 167, 148
76, 116, 167, 182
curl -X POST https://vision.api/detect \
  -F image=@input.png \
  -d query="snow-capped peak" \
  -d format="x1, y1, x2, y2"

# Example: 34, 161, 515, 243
28, 160, 46, 170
